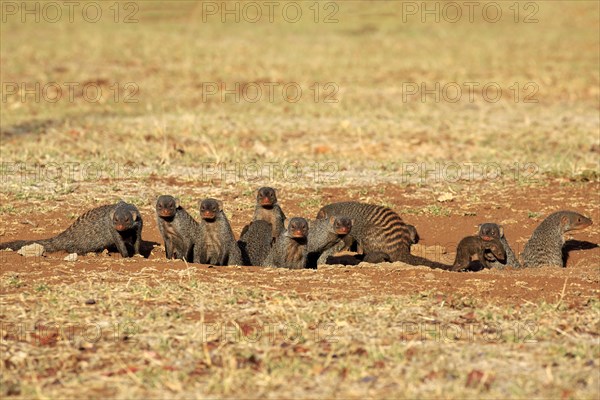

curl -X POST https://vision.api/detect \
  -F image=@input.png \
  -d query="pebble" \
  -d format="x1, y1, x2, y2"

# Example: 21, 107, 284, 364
64, 253, 77, 262
17, 243, 45, 257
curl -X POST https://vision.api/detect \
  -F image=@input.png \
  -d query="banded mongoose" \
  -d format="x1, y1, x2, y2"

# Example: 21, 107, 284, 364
252, 187, 286, 242
477, 223, 521, 268
0, 201, 142, 257
262, 217, 309, 269
194, 198, 243, 266
306, 216, 353, 267
350, 223, 418, 264
155, 195, 201, 262
238, 220, 273, 266
451, 235, 506, 271
316, 202, 451, 269
521, 210, 593, 268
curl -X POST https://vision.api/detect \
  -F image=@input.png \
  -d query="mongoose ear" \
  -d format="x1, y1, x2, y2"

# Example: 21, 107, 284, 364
284, 219, 289, 230
329, 216, 335, 225
130, 209, 141, 221
498, 226, 504, 237
217, 200, 224, 211
174, 198, 180, 208
560, 216, 569, 227
109, 208, 116, 220
477, 224, 483, 233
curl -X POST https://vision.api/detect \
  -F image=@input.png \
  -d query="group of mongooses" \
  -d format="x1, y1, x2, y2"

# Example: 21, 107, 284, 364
0, 187, 593, 270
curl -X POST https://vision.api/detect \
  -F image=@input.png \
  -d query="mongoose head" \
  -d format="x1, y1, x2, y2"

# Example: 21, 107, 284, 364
199, 198, 223, 221
559, 211, 593, 232
484, 237, 506, 261
286, 217, 309, 239
406, 224, 420, 244
332, 216, 353, 235
112, 203, 141, 232
156, 195, 179, 218
478, 223, 503, 241
256, 187, 278, 208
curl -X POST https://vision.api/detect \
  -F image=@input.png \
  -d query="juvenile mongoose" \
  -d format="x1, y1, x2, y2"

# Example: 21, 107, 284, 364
306, 216, 353, 267
477, 222, 521, 268
194, 198, 243, 266
262, 217, 309, 269
238, 220, 273, 266
0, 201, 142, 257
155, 195, 200, 262
521, 210, 593, 268
316, 202, 451, 269
252, 187, 286, 242
451, 235, 506, 271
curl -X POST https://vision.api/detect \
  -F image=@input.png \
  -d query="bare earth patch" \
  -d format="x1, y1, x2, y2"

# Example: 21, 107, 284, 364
1, 181, 598, 399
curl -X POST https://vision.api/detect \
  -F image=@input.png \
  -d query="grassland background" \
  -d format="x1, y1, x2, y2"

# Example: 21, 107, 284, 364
1, 0, 598, 179
1, 1, 599, 399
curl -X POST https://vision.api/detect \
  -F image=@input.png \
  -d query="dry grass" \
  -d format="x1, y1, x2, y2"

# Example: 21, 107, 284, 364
1, 1, 599, 399
1, 265, 599, 399
1, 2, 598, 180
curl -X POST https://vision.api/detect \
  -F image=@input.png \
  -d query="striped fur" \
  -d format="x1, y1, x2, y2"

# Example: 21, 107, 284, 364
316, 202, 412, 262
316, 202, 451, 270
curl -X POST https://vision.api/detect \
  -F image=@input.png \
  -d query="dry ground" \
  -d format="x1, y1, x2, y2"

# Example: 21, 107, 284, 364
1, 1, 599, 399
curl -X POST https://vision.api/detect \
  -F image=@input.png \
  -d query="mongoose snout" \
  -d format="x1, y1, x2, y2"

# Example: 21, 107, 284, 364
288, 218, 309, 238
199, 198, 221, 221
257, 187, 277, 207
333, 217, 353, 235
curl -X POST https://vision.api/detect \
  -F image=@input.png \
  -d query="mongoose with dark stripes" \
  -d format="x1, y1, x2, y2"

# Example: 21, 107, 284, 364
263, 217, 309, 269
451, 235, 506, 271
316, 202, 451, 269
155, 195, 200, 262
358, 224, 419, 263
521, 210, 592, 268
238, 220, 273, 266
477, 223, 521, 268
0, 201, 142, 257
306, 216, 353, 267
194, 198, 243, 266
252, 187, 286, 242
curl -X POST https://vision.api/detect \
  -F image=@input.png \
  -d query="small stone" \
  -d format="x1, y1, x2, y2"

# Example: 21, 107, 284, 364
85, 299, 96, 305
17, 243, 45, 257
64, 253, 77, 262
436, 192, 454, 202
